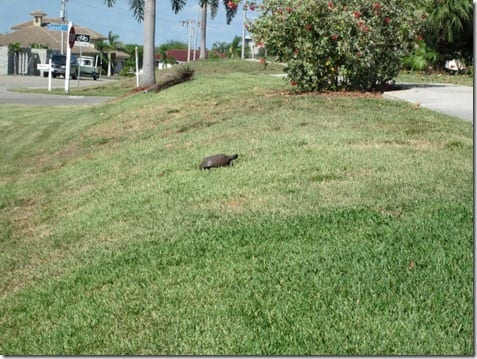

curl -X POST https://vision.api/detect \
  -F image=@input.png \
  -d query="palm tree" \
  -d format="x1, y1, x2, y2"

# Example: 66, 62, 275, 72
106, 31, 123, 76
94, 40, 108, 76
423, 0, 473, 65
105, 0, 187, 87
8, 42, 22, 75
228, 35, 241, 58
199, 0, 238, 59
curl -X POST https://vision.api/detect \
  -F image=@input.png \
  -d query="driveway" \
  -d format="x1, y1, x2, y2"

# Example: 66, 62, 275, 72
0, 75, 115, 106
383, 83, 473, 123
272, 72, 473, 123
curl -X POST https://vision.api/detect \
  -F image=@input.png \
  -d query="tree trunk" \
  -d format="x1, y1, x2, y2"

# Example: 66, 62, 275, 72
13, 53, 17, 75
141, 0, 156, 87
107, 52, 112, 76
199, 4, 207, 59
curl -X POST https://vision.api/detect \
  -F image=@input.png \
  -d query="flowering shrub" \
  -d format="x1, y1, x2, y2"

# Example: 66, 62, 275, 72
226, 0, 257, 11
248, 0, 426, 91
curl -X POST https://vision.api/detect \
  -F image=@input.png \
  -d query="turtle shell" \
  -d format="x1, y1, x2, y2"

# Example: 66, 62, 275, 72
199, 153, 238, 170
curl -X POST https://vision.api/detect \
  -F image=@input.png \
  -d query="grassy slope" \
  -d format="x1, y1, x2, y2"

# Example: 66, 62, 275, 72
0, 60, 473, 355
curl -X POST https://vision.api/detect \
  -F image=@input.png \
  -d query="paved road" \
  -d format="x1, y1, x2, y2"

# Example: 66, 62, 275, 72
0, 75, 115, 107
383, 83, 473, 123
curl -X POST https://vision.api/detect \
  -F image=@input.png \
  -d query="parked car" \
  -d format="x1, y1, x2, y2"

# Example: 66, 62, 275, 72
44, 54, 79, 79
78, 56, 99, 80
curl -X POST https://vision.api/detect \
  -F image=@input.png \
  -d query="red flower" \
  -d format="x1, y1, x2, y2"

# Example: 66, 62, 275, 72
227, 1, 238, 10
286, 6, 292, 13
290, 80, 298, 86
353, 11, 361, 18
373, 3, 381, 16
331, 35, 338, 41
327, 1, 334, 9
357, 20, 369, 32
384, 17, 391, 24
305, 24, 313, 31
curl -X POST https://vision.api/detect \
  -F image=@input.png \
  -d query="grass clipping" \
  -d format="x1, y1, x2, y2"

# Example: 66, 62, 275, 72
143, 65, 195, 93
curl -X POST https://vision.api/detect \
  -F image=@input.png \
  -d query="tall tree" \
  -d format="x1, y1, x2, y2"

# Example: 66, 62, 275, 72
141, 0, 156, 85
199, 0, 238, 59
105, 0, 187, 87
199, 2, 209, 59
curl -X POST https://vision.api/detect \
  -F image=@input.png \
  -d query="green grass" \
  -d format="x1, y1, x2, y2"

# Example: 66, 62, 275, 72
11, 59, 286, 97
396, 70, 473, 87
0, 60, 473, 355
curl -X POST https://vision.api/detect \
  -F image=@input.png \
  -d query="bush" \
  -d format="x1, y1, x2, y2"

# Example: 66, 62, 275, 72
249, 0, 426, 92
402, 40, 439, 72
144, 64, 195, 93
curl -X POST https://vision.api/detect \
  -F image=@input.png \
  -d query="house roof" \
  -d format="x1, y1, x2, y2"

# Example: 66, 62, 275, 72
0, 10, 107, 55
111, 50, 130, 60
155, 49, 226, 62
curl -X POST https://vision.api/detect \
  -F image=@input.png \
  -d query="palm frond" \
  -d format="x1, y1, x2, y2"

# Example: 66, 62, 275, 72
128, 0, 145, 22
222, 0, 238, 25
209, 0, 219, 19
171, 0, 187, 13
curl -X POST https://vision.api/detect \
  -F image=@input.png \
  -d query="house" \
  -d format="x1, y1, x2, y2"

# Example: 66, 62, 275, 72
0, 10, 111, 75
244, 36, 263, 58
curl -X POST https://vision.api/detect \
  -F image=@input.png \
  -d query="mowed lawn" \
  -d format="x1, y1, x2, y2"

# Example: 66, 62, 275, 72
0, 61, 473, 355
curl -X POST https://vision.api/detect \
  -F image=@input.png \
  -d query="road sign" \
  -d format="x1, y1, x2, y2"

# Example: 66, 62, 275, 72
37, 64, 52, 70
74, 34, 90, 47
68, 25, 76, 48
75, 34, 90, 43
47, 23, 69, 31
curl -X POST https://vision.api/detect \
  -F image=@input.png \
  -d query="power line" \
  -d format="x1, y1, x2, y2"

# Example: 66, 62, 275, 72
180, 19, 199, 62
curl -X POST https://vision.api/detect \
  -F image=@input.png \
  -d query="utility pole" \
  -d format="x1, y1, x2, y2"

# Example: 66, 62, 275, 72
193, 2, 200, 61
180, 19, 197, 62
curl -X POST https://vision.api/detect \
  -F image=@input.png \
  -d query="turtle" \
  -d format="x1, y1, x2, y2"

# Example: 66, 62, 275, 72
199, 153, 238, 170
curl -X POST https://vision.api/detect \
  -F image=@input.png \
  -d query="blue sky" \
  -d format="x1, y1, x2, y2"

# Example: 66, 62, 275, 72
0, 0, 259, 48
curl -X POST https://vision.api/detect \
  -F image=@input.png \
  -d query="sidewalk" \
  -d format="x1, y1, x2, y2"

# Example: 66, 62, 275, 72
383, 83, 473, 123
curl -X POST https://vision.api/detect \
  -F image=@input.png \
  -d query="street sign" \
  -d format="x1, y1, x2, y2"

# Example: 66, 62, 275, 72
74, 34, 90, 47
68, 25, 76, 48
47, 23, 68, 31
37, 64, 52, 70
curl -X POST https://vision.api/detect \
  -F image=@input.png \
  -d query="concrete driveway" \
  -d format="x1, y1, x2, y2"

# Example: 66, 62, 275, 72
383, 83, 473, 123
0, 75, 115, 107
